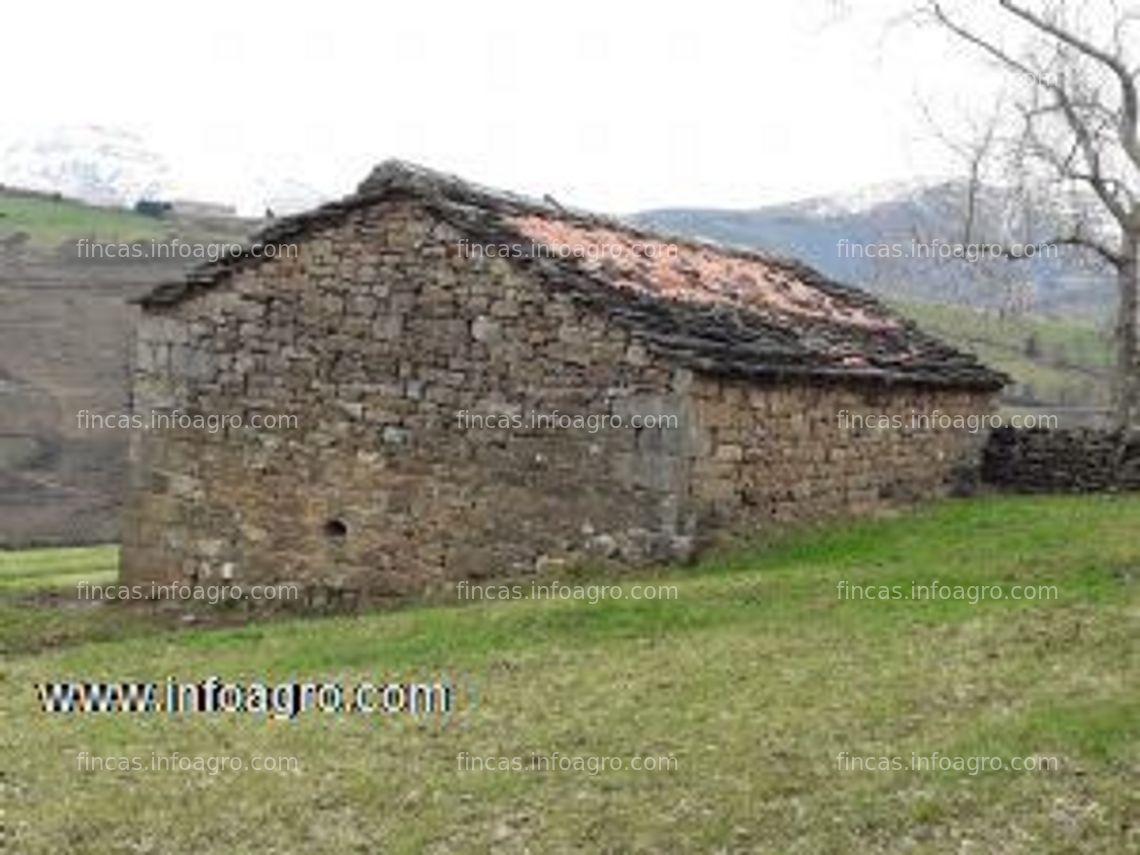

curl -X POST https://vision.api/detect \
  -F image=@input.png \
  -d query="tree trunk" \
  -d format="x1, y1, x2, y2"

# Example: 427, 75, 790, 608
1114, 233, 1139, 430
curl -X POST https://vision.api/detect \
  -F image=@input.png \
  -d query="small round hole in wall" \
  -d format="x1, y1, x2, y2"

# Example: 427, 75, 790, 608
323, 518, 348, 540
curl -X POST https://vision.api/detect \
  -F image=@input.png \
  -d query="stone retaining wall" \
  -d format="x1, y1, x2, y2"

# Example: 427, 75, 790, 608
982, 427, 1140, 492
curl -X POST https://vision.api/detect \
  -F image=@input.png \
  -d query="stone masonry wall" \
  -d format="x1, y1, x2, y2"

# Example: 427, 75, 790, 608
982, 427, 1140, 492
122, 200, 696, 597
121, 200, 997, 599
687, 377, 993, 530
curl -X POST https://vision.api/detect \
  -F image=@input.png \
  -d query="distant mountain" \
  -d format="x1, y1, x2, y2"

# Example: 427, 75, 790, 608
0, 125, 331, 216
0, 125, 174, 207
252, 176, 330, 217
633, 180, 1115, 317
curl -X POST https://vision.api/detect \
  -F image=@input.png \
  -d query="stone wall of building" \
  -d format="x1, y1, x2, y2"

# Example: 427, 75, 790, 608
121, 199, 997, 599
687, 377, 993, 530
122, 199, 697, 597
982, 427, 1140, 492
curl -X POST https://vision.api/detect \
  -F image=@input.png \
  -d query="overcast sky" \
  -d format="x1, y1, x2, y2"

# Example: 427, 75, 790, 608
6, 0, 1019, 214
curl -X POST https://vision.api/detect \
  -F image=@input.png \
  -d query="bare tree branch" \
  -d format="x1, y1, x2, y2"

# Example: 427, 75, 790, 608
998, 0, 1140, 171
922, 0, 1140, 427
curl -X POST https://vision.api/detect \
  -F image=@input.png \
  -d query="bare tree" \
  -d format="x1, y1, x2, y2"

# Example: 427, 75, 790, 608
921, 0, 1139, 428
906, 101, 1046, 312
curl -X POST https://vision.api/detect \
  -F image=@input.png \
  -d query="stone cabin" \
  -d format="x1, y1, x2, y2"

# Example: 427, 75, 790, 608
121, 161, 1006, 597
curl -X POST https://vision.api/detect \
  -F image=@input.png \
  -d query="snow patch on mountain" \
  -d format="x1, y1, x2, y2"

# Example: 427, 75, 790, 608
783, 177, 947, 219
0, 125, 174, 206
0, 124, 333, 216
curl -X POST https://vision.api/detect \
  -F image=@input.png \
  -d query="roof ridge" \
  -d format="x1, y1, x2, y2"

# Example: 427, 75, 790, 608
137, 160, 914, 332
357, 161, 905, 308
130, 160, 1006, 390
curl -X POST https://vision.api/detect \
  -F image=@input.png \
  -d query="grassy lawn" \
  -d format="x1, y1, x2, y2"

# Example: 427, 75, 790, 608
3, 495, 1138, 853
0, 544, 118, 592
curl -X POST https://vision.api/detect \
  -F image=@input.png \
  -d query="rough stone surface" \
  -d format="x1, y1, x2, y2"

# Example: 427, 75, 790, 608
983, 427, 1140, 492
121, 169, 1002, 601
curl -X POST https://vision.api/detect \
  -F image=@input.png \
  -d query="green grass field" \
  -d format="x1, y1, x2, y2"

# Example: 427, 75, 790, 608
0, 544, 118, 592
3, 496, 1138, 853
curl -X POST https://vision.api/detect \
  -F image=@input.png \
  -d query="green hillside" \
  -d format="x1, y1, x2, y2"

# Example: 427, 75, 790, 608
894, 301, 1114, 412
0, 189, 258, 548
3, 496, 1138, 853
0, 189, 253, 249
0, 192, 168, 247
